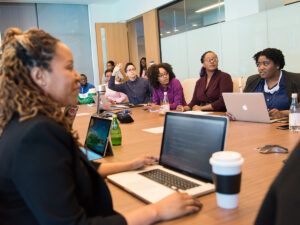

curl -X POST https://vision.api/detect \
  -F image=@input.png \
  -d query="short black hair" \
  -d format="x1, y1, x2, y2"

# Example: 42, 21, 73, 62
200, 51, 216, 63
124, 62, 135, 72
107, 60, 115, 67
253, 48, 285, 69
147, 63, 176, 89
80, 74, 87, 79
104, 69, 113, 75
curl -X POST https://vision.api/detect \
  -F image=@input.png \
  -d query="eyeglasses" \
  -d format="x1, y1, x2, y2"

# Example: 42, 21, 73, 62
127, 68, 136, 72
256, 61, 271, 67
203, 58, 218, 63
158, 73, 169, 78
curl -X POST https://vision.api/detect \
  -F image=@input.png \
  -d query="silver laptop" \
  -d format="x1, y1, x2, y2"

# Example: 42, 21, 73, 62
107, 112, 228, 203
222, 93, 275, 123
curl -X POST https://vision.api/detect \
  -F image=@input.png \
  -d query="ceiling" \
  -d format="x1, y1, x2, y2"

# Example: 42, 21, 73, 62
0, 0, 119, 4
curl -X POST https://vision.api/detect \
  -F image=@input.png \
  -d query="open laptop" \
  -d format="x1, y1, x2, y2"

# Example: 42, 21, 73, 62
107, 112, 228, 203
223, 93, 275, 123
81, 116, 113, 160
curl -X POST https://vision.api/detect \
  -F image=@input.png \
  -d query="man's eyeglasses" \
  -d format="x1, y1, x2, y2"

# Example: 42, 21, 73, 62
256, 61, 271, 67
203, 58, 218, 63
158, 73, 169, 78
127, 68, 136, 72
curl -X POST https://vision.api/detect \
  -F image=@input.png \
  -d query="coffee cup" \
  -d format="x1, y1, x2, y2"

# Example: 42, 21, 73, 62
209, 151, 244, 209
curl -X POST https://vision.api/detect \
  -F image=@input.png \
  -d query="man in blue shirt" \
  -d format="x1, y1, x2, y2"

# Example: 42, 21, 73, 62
77, 74, 96, 104
108, 63, 152, 105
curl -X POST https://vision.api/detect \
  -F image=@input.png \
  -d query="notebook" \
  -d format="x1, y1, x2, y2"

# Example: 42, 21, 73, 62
107, 112, 228, 203
81, 116, 113, 160
223, 93, 274, 123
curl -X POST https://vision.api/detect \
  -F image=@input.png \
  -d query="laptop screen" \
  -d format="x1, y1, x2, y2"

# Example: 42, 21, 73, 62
84, 116, 112, 156
160, 112, 228, 182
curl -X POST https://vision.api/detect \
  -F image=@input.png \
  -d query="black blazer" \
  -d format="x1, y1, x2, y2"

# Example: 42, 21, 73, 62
243, 70, 300, 104
255, 141, 300, 225
0, 114, 127, 225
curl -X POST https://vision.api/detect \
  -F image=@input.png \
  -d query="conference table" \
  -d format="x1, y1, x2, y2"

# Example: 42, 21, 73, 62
73, 105, 299, 225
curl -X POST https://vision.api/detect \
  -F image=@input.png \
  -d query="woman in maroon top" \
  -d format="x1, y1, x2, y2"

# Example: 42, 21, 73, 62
177, 51, 233, 112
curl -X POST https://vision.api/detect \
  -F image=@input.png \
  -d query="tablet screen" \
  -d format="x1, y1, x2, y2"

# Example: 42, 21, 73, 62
84, 116, 112, 156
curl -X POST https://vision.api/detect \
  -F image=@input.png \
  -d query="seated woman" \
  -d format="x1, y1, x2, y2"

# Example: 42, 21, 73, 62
147, 63, 186, 110
244, 48, 300, 119
104, 69, 128, 104
108, 62, 152, 104
0, 28, 202, 225
177, 51, 233, 112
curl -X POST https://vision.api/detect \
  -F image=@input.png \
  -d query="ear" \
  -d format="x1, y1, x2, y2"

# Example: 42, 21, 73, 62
30, 67, 47, 88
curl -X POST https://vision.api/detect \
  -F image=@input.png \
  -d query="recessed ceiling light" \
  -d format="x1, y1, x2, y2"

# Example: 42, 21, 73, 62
166, 31, 171, 34
195, 2, 224, 13
174, 29, 179, 32
192, 24, 198, 27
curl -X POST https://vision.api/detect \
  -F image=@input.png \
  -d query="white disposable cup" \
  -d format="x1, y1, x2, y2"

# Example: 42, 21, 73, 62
209, 151, 244, 209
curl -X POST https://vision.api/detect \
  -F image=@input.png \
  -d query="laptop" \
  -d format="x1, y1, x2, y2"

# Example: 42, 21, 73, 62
81, 116, 113, 160
223, 93, 274, 123
107, 112, 228, 203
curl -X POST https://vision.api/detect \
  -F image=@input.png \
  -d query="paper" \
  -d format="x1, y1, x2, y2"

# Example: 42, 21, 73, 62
76, 113, 90, 117
184, 111, 212, 115
143, 126, 164, 134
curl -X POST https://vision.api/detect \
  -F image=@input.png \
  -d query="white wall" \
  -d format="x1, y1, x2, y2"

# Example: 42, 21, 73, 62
161, 2, 300, 80
88, 0, 174, 85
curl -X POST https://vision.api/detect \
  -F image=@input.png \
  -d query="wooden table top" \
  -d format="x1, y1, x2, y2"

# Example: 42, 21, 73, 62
73, 105, 299, 225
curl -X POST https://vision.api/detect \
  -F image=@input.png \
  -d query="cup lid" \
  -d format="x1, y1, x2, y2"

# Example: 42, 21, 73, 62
210, 151, 244, 167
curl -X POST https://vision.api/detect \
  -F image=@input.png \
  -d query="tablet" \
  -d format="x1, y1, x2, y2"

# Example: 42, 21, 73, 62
83, 116, 113, 158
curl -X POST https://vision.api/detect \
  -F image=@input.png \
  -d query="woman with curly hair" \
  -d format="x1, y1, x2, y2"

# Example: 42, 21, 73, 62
244, 48, 300, 119
147, 63, 186, 110
0, 28, 202, 225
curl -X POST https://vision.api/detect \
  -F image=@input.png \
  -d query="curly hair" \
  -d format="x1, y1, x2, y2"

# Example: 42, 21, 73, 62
253, 48, 285, 69
0, 27, 79, 143
147, 63, 176, 89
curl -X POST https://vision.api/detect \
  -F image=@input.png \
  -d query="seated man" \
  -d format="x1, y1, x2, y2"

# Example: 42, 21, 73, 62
77, 74, 96, 104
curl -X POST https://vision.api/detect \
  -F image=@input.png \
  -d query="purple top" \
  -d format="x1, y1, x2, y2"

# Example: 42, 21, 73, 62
152, 78, 186, 110
188, 70, 233, 111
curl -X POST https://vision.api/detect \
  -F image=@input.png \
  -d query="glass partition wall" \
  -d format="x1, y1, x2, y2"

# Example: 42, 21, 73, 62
158, 1, 300, 81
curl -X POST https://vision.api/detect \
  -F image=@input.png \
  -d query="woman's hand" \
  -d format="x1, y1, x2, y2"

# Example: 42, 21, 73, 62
152, 192, 203, 221
176, 105, 190, 112
129, 155, 159, 170
112, 63, 122, 76
176, 105, 184, 112
124, 192, 202, 225
192, 105, 202, 111
269, 109, 289, 119
226, 112, 236, 121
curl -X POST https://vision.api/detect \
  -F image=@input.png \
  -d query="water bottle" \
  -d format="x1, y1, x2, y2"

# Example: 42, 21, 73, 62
159, 92, 170, 115
111, 115, 122, 145
289, 93, 300, 131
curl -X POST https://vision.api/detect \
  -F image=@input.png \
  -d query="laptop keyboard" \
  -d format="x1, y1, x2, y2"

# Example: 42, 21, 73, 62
139, 169, 200, 191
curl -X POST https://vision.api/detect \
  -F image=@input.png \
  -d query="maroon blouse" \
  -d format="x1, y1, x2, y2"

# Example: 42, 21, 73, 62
188, 70, 233, 111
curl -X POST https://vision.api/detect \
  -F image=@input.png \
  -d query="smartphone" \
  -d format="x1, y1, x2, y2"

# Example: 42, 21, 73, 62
276, 125, 289, 130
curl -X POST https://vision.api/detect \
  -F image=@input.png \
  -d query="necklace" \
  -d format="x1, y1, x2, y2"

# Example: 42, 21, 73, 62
264, 71, 282, 94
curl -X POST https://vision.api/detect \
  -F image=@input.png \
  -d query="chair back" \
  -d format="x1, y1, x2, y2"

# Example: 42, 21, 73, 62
181, 78, 199, 104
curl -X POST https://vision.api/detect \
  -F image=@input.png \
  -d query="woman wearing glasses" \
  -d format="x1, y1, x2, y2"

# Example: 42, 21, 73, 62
177, 51, 233, 112
147, 63, 186, 110
244, 48, 300, 119
108, 62, 152, 104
